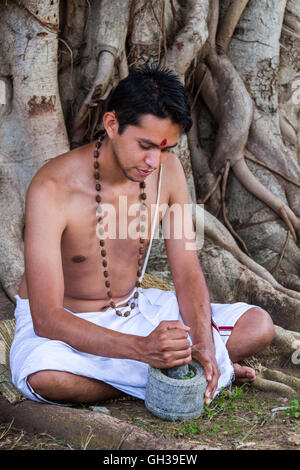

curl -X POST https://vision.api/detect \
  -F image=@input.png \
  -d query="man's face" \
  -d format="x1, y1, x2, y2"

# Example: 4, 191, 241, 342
110, 114, 181, 183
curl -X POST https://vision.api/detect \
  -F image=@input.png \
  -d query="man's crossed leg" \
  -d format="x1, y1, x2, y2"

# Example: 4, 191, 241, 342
27, 306, 275, 404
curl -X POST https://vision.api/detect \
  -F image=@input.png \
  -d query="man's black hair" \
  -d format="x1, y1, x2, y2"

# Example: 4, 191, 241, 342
106, 65, 192, 134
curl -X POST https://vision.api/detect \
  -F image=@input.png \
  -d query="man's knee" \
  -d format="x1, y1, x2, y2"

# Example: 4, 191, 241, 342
27, 370, 124, 403
227, 306, 275, 363
231, 306, 275, 348
247, 307, 275, 346
27, 370, 64, 398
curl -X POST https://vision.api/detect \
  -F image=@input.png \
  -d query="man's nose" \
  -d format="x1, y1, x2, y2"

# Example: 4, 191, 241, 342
144, 149, 161, 169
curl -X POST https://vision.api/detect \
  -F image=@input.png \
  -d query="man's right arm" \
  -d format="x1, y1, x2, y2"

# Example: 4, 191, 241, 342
25, 174, 191, 368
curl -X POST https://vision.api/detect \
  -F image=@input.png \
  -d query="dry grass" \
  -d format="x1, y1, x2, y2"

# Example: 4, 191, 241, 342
0, 419, 74, 450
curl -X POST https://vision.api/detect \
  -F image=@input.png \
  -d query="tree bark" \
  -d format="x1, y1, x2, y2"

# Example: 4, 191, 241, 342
0, 0, 69, 299
0, 0, 299, 350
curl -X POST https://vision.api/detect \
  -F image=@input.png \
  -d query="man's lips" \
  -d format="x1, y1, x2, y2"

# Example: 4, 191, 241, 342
136, 168, 153, 176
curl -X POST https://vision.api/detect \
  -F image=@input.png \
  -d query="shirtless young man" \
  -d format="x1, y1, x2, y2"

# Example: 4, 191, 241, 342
10, 66, 275, 406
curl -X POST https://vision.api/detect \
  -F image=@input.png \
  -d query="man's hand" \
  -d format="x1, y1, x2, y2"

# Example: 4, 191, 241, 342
142, 320, 192, 369
191, 344, 220, 405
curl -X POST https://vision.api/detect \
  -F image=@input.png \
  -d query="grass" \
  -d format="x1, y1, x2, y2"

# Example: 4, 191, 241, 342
1, 385, 298, 450
284, 398, 300, 419
110, 385, 300, 449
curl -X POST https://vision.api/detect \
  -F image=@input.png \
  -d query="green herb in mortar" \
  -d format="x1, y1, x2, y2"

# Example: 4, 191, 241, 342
179, 370, 195, 380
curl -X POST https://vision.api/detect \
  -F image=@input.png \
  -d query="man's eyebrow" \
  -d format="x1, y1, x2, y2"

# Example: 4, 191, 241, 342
139, 138, 178, 149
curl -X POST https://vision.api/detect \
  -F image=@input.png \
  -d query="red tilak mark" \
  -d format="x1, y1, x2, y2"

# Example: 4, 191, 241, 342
160, 138, 167, 146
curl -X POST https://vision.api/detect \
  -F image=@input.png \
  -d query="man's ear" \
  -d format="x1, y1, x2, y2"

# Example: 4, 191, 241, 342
103, 111, 119, 139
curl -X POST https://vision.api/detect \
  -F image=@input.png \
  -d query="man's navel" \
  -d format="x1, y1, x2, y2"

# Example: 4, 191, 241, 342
71, 255, 87, 263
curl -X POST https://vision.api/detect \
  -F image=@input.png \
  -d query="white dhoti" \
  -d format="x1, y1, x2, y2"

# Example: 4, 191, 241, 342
10, 288, 258, 405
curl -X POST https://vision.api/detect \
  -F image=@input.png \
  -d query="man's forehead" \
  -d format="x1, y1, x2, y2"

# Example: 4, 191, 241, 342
132, 114, 180, 140
132, 123, 179, 147
138, 136, 178, 149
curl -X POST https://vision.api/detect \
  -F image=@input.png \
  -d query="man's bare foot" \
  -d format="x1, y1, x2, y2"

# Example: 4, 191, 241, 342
233, 363, 256, 384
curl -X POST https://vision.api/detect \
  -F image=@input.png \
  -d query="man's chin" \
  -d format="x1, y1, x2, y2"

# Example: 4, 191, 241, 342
124, 173, 141, 183
122, 168, 146, 183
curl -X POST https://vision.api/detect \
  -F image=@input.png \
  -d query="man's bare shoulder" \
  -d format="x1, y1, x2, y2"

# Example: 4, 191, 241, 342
164, 151, 185, 177
27, 143, 91, 198
163, 151, 187, 197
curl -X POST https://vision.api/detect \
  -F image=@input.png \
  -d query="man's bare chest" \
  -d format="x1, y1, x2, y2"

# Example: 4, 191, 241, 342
60, 179, 168, 275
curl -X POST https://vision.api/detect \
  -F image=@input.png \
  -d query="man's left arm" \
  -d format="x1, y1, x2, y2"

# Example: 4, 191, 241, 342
163, 155, 220, 404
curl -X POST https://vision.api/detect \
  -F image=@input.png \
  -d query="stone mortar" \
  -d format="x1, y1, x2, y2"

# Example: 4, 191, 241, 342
145, 360, 207, 421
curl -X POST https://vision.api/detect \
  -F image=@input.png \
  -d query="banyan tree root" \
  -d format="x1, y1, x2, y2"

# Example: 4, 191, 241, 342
199, 52, 300, 244
216, 0, 250, 54
221, 161, 252, 257
204, 52, 254, 173
251, 376, 297, 398
231, 158, 300, 242
189, 1, 300, 249
239, 361, 300, 399
251, 363, 300, 398
195, 205, 300, 303
188, 106, 222, 213
272, 325, 300, 355
240, 325, 300, 397
247, 109, 300, 228
70, 0, 131, 145
165, 0, 209, 81
259, 368, 300, 391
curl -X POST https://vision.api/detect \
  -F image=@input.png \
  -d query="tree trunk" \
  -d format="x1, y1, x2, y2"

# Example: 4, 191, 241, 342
1, 0, 299, 337
0, 0, 69, 299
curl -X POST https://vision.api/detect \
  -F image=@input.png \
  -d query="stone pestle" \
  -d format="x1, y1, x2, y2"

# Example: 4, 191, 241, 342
166, 364, 189, 379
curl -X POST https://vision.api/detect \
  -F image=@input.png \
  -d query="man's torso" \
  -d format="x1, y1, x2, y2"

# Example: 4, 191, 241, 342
18, 143, 171, 313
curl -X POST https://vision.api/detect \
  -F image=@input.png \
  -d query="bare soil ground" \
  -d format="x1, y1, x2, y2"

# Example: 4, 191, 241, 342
103, 387, 300, 450
0, 385, 299, 450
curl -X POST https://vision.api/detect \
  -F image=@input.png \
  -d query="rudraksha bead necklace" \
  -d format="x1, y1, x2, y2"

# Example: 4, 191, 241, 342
93, 131, 147, 317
